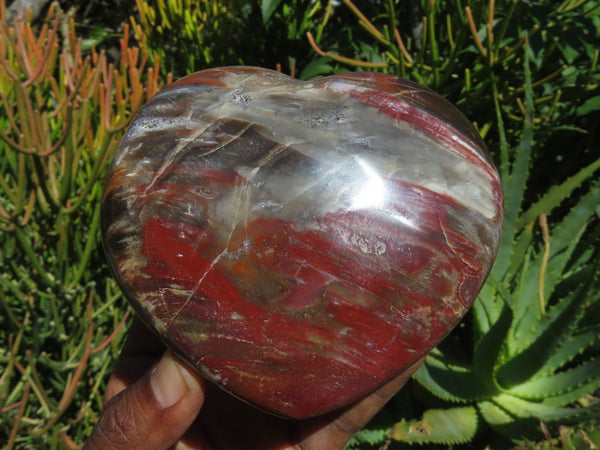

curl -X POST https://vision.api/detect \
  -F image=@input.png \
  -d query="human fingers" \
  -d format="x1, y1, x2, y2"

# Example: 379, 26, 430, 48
293, 356, 426, 449
179, 357, 425, 450
85, 351, 206, 450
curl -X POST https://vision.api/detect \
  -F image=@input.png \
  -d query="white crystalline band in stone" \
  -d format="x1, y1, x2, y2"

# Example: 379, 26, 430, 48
124, 77, 499, 222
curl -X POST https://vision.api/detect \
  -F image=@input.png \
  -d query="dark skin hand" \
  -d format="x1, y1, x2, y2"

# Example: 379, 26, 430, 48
84, 317, 424, 450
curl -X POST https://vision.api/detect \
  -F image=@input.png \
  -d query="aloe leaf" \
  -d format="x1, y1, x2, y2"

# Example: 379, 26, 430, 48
492, 41, 535, 281
473, 281, 503, 339
507, 248, 573, 357
505, 221, 534, 283
473, 271, 515, 342
507, 186, 600, 354
493, 393, 599, 422
415, 357, 492, 402
543, 378, 600, 408
473, 302, 511, 381
261, 0, 284, 23
496, 265, 598, 388
508, 357, 600, 401
345, 428, 390, 448
537, 324, 600, 378
565, 228, 600, 281
477, 400, 545, 440
545, 186, 600, 263
543, 214, 593, 299
478, 400, 514, 426
517, 160, 600, 229
299, 57, 334, 79
506, 251, 542, 354
391, 407, 478, 445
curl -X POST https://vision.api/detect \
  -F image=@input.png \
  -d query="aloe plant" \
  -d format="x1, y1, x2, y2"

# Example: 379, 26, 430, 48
347, 45, 600, 447
1, 0, 598, 447
412, 44, 600, 443
317, 0, 600, 447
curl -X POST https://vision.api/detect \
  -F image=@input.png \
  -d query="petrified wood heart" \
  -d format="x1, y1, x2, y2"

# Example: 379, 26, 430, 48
102, 67, 503, 419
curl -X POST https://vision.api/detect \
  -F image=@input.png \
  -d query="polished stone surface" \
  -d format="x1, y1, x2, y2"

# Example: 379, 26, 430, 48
102, 67, 503, 419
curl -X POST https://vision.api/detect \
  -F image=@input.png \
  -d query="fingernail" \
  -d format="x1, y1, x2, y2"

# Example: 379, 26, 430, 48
150, 351, 188, 409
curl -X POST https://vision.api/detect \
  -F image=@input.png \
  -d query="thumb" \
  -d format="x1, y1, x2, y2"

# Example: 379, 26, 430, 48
84, 351, 206, 450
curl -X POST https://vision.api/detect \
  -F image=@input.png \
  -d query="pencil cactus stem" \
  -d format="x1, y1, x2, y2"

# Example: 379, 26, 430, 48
30, 294, 94, 437
466, 6, 487, 58
19, 191, 36, 226
6, 383, 30, 449
306, 31, 388, 68
91, 310, 131, 355
488, 0, 495, 45
394, 28, 413, 64
341, 0, 388, 44
446, 14, 455, 48
306, 31, 327, 57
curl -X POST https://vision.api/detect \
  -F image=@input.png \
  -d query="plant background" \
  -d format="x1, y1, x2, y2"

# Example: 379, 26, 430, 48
1, 0, 599, 448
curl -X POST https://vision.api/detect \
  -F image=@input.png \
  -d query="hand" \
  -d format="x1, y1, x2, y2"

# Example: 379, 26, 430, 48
84, 317, 424, 450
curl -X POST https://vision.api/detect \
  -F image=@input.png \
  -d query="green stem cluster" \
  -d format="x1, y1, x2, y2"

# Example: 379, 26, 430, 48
0, 3, 163, 445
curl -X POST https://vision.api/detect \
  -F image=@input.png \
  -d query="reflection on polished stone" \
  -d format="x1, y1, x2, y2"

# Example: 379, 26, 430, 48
102, 67, 503, 419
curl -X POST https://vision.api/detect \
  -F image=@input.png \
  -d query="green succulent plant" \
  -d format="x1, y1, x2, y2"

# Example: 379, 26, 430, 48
131, 0, 237, 76
317, 0, 600, 447
0, 4, 162, 446
347, 53, 600, 448
1, 0, 598, 447
131, 0, 328, 78
411, 45, 600, 443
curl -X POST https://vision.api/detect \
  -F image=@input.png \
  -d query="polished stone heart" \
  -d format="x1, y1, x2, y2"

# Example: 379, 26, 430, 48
102, 67, 503, 419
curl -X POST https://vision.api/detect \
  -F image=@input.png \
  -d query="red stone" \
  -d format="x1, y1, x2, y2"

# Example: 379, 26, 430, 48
101, 67, 503, 419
